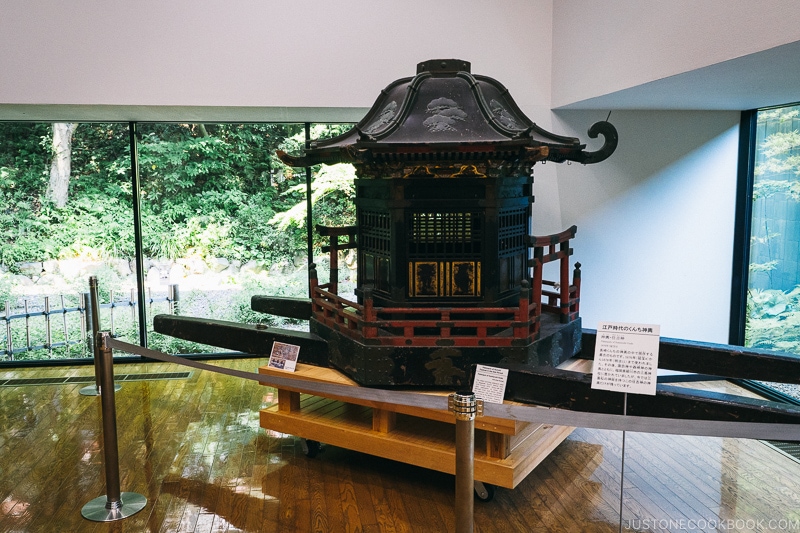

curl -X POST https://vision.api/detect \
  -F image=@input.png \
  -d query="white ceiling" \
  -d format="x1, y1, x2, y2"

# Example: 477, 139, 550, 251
555, 40, 800, 111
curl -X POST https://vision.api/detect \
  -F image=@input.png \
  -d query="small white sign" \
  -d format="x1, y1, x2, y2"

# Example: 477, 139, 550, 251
591, 321, 660, 396
268, 341, 301, 372
472, 364, 509, 404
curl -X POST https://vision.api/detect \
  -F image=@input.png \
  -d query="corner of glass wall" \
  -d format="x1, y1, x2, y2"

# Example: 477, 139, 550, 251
743, 103, 800, 403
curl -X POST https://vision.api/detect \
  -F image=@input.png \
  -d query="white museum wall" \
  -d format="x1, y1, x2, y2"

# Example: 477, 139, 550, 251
0, 0, 553, 122
551, 0, 800, 107
550, 110, 740, 342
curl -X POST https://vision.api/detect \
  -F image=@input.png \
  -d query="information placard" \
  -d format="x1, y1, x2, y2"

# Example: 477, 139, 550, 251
472, 364, 509, 404
268, 341, 300, 372
591, 322, 660, 395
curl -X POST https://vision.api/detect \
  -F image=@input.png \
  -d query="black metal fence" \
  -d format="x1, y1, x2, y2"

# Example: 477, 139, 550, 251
2, 285, 179, 361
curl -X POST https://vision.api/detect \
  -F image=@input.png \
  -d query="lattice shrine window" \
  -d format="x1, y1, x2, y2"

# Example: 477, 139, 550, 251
498, 208, 527, 257
359, 211, 391, 293
359, 210, 391, 254
408, 211, 483, 257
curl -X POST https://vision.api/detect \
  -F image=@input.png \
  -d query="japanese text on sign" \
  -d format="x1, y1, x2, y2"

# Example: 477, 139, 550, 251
591, 321, 660, 396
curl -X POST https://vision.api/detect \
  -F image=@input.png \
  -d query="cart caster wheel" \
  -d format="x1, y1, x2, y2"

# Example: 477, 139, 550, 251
474, 481, 496, 502
301, 439, 321, 458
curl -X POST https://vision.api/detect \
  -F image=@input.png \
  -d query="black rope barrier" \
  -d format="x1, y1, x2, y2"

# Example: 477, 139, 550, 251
105, 336, 447, 411
105, 336, 800, 442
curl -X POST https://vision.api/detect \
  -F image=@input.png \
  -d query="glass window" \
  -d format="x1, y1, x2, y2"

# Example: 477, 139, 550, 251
138, 123, 356, 353
0, 122, 136, 361
1, 121, 356, 361
746, 105, 800, 356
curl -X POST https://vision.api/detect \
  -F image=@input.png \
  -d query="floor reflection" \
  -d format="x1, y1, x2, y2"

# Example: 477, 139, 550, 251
2, 362, 800, 532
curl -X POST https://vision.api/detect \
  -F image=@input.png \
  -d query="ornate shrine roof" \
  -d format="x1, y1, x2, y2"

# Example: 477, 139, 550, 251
277, 59, 617, 168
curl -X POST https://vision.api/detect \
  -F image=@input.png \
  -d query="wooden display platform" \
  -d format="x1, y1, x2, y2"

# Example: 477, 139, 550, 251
258, 363, 573, 489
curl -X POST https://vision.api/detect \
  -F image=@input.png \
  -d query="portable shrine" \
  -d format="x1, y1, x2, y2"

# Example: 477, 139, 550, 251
274, 59, 618, 387
154, 60, 800, 425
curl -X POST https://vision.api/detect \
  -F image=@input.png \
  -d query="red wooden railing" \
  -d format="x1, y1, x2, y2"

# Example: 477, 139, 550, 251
311, 274, 539, 347
528, 225, 580, 324
309, 225, 580, 347
316, 224, 357, 295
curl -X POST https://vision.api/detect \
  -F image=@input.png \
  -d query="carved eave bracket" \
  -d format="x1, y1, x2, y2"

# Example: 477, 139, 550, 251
564, 121, 618, 165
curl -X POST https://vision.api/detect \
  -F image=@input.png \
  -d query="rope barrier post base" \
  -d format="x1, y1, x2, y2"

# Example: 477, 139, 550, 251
449, 390, 483, 533
81, 331, 146, 522
79, 384, 101, 396
79, 382, 122, 396
81, 492, 147, 522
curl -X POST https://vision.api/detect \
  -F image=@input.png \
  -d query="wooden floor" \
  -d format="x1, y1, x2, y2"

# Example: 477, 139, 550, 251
1, 359, 800, 532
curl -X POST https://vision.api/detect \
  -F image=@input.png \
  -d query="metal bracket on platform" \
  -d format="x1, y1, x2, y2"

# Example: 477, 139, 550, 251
448, 391, 484, 421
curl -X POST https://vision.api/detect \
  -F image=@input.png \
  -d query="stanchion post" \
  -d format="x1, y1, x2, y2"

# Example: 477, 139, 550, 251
81, 331, 146, 522
99, 332, 121, 503
5, 301, 13, 360
80, 292, 89, 349
80, 277, 120, 396
168, 284, 179, 315
449, 390, 483, 533
80, 277, 103, 396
